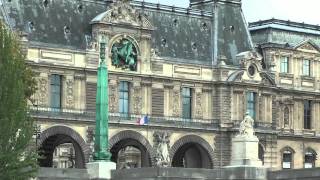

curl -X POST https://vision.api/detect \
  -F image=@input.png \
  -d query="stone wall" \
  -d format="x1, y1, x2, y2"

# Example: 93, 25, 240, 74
268, 168, 320, 180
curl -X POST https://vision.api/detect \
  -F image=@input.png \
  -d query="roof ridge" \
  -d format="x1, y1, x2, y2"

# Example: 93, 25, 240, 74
249, 18, 320, 31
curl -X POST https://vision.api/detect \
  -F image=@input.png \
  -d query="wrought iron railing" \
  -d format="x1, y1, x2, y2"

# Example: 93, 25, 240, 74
29, 106, 220, 129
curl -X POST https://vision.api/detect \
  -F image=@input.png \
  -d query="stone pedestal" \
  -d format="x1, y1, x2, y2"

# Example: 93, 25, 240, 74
87, 161, 116, 180
230, 135, 262, 167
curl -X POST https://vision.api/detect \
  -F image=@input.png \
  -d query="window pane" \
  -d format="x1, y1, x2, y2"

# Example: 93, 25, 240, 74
119, 81, 129, 114
303, 60, 310, 76
280, 57, 289, 73
304, 100, 312, 129
283, 162, 291, 169
246, 92, 256, 119
282, 151, 292, 169
50, 75, 61, 109
182, 88, 192, 119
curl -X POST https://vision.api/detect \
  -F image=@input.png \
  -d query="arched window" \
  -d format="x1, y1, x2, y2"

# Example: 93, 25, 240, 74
281, 147, 294, 169
283, 106, 289, 128
304, 148, 317, 168
258, 144, 265, 165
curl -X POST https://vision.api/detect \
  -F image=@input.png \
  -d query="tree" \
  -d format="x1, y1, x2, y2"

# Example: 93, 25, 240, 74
0, 20, 38, 179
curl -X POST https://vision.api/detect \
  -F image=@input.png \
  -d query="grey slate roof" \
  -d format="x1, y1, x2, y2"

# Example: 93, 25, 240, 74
249, 19, 320, 48
1, 0, 254, 66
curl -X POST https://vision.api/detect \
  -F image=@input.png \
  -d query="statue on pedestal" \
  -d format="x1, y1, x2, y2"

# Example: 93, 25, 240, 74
239, 112, 254, 137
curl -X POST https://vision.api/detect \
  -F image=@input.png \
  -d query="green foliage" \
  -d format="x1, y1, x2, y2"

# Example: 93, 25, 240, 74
0, 21, 38, 179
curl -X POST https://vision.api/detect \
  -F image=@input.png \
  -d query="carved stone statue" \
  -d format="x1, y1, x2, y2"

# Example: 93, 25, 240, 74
239, 112, 255, 137
153, 131, 171, 167
111, 38, 137, 71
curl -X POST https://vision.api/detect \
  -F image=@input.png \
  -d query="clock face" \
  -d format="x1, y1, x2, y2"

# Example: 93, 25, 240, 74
248, 65, 256, 76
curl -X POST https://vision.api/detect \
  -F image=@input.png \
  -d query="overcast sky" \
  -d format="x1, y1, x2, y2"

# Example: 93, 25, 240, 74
142, 0, 320, 25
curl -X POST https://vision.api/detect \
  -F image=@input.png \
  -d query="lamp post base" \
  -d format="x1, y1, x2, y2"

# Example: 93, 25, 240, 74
87, 161, 116, 180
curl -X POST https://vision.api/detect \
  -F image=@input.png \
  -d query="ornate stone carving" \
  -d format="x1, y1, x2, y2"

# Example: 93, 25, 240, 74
133, 86, 142, 114
86, 126, 95, 162
239, 112, 255, 137
66, 79, 74, 108
172, 88, 180, 117
195, 92, 203, 118
93, 0, 153, 29
298, 42, 318, 51
38, 78, 48, 106
153, 131, 171, 167
283, 106, 290, 128
109, 84, 117, 113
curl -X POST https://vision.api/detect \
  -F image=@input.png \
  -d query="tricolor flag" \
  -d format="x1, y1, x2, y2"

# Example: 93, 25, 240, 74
137, 115, 149, 125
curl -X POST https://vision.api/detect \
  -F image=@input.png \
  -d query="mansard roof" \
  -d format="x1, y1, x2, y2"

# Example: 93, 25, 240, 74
1, 0, 254, 66
249, 19, 320, 49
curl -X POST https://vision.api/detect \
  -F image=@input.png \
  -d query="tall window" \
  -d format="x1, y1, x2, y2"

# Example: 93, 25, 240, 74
182, 87, 192, 119
50, 74, 62, 109
280, 56, 289, 73
304, 149, 316, 168
302, 59, 310, 76
304, 100, 312, 129
119, 81, 129, 115
282, 150, 293, 169
246, 92, 256, 119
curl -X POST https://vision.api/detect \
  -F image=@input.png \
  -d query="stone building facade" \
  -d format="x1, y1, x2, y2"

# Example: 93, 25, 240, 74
1, 0, 320, 171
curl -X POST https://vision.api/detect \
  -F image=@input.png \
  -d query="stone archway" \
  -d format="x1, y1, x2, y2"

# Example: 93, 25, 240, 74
109, 130, 155, 168
170, 135, 215, 169
38, 126, 90, 169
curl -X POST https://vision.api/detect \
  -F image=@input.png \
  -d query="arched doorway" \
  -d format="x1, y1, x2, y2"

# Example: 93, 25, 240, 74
170, 135, 214, 169
109, 130, 155, 169
38, 126, 90, 169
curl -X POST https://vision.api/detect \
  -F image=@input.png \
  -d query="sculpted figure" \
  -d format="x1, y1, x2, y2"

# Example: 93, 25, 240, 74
111, 39, 137, 71
239, 112, 255, 137
153, 131, 171, 167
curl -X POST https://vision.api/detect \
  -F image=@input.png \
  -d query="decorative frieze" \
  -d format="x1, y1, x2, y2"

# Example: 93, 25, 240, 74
195, 91, 203, 119
172, 87, 180, 117
65, 78, 74, 108
109, 81, 118, 113
38, 77, 48, 106
133, 85, 142, 115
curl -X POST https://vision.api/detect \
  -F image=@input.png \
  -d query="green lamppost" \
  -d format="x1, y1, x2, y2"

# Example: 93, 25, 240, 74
93, 35, 112, 161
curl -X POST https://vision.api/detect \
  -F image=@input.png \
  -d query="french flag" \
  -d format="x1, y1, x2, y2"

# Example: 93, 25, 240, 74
137, 115, 149, 125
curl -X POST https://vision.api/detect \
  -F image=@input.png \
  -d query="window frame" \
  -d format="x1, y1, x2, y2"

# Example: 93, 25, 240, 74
304, 100, 312, 130
182, 87, 192, 119
280, 56, 289, 73
302, 59, 311, 76
246, 92, 256, 119
50, 74, 62, 109
281, 147, 295, 169
119, 81, 129, 116
304, 149, 317, 168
